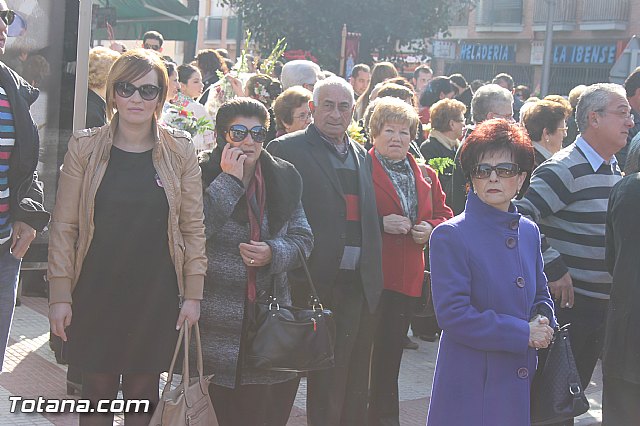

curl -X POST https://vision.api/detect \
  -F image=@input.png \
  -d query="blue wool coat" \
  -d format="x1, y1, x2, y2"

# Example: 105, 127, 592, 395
427, 192, 555, 426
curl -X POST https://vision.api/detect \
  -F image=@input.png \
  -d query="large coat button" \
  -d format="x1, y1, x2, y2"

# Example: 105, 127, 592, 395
506, 237, 517, 249
517, 367, 529, 379
510, 219, 519, 230
515, 277, 525, 288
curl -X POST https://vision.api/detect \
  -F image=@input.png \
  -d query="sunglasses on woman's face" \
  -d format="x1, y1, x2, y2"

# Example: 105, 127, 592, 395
471, 162, 521, 179
226, 124, 268, 144
114, 82, 162, 101
0, 10, 15, 26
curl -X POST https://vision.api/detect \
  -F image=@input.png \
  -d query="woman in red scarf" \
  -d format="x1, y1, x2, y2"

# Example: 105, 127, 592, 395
198, 98, 313, 426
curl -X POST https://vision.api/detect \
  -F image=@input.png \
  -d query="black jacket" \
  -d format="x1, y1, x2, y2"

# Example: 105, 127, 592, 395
604, 173, 640, 384
267, 125, 384, 313
85, 89, 107, 129
0, 61, 49, 232
420, 136, 464, 214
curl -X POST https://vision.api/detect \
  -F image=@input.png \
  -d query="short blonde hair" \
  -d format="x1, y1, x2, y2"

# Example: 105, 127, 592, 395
273, 86, 312, 130
105, 49, 169, 120
368, 96, 420, 141
430, 98, 467, 132
88, 47, 120, 90
568, 85, 588, 108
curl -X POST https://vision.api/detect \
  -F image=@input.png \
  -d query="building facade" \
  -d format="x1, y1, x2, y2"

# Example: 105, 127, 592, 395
196, 1, 240, 59
431, 0, 640, 95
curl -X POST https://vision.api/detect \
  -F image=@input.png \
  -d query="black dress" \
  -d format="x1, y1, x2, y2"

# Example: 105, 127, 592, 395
68, 146, 180, 374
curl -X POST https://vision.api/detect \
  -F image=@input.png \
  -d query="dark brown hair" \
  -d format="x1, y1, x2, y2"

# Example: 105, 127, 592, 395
215, 98, 270, 146
522, 100, 571, 142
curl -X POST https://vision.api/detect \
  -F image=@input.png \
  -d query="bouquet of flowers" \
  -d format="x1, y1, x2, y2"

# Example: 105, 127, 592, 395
162, 105, 213, 138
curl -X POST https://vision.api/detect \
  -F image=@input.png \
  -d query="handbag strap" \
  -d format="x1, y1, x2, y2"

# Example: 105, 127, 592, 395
268, 242, 322, 307
161, 321, 205, 397
293, 243, 322, 306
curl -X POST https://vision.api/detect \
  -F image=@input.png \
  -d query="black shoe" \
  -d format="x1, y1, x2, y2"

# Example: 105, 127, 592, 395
403, 336, 419, 350
418, 333, 439, 342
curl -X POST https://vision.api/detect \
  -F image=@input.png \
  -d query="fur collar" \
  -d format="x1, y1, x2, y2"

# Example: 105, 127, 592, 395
199, 146, 303, 235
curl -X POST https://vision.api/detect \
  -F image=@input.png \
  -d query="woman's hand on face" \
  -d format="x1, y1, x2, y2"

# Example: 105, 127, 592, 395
220, 143, 246, 181
528, 316, 554, 349
411, 221, 433, 245
49, 303, 72, 342
383, 214, 412, 235
239, 240, 273, 267
176, 299, 201, 330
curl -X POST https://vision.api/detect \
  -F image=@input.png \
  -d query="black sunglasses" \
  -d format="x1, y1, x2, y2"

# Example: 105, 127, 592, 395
472, 162, 521, 179
0, 10, 15, 26
114, 82, 162, 101
226, 124, 268, 144
144, 44, 161, 51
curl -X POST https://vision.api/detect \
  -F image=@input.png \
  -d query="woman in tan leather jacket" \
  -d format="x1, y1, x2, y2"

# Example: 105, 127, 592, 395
48, 49, 207, 426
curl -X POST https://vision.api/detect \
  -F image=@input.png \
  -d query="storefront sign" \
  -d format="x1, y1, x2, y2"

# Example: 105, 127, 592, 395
433, 40, 456, 60
460, 43, 515, 62
553, 44, 616, 65
530, 42, 545, 65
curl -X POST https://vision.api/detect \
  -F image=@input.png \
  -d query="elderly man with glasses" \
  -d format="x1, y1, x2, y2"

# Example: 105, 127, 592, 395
514, 83, 633, 426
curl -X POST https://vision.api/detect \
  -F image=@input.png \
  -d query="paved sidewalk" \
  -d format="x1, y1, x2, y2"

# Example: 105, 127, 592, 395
1, 296, 602, 425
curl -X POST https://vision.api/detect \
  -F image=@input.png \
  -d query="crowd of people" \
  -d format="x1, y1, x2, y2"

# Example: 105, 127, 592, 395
0, 14, 638, 426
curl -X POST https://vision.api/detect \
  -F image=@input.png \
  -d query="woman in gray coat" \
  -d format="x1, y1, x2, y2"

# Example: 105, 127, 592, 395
199, 97, 313, 426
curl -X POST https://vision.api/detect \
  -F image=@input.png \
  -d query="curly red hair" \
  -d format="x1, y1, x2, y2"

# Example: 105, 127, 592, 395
459, 119, 534, 198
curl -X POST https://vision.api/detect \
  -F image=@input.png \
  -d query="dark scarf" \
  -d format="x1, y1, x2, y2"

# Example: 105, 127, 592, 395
245, 162, 265, 302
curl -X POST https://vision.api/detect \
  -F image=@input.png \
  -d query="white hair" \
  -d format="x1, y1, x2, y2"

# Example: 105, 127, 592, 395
312, 76, 354, 106
470, 84, 513, 124
280, 60, 322, 90
575, 83, 627, 133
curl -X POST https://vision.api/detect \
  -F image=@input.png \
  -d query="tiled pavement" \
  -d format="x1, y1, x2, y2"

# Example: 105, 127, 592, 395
1, 296, 603, 425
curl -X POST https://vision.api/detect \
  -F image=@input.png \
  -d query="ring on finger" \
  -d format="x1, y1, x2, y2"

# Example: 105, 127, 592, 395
250, 258, 255, 265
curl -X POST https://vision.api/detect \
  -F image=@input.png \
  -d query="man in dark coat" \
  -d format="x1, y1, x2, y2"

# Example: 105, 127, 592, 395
267, 76, 383, 425
0, 1, 50, 371
603, 173, 640, 425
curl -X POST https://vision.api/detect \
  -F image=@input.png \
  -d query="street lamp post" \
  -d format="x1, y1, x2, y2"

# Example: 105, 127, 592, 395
540, 0, 556, 97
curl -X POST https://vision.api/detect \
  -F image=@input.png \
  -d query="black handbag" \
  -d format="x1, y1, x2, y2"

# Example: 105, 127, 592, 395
413, 270, 435, 318
245, 244, 336, 372
530, 324, 590, 425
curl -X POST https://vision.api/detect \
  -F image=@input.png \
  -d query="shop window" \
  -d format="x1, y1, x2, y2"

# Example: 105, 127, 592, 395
205, 17, 223, 41
476, 0, 523, 25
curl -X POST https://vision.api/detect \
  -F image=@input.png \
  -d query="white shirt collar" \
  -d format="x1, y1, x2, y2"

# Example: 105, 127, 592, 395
575, 136, 618, 172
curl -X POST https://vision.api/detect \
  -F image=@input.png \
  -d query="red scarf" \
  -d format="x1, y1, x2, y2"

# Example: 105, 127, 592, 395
245, 161, 266, 302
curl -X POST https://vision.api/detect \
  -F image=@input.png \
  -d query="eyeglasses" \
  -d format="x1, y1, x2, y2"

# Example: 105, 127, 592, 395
144, 44, 161, 51
471, 162, 521, 179
293, 112, 312, 121
114, 82, 162, 101
596, 109, 635, 122
226, 124, 268, 144
0, 10, 15, 26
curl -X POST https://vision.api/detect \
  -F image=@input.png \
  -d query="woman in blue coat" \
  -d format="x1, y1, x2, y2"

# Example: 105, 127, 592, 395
427, 119, 556, 426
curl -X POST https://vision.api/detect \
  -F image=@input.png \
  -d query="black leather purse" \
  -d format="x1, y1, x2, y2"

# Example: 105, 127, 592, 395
245, 244, 336, 372
530, 324, 590, 425
413, 271, 435, 318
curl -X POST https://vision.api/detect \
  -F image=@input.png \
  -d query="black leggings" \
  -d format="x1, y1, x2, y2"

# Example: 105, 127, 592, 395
80, 372, 159, 426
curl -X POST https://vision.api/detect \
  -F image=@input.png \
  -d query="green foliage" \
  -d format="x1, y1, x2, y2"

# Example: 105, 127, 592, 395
428, 157, 456, 175
260, 37, 288, 75
220, 0, 475, 71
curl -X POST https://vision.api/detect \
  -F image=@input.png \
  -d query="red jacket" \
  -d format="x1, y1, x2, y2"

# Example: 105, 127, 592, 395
370, 149, 453, 297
